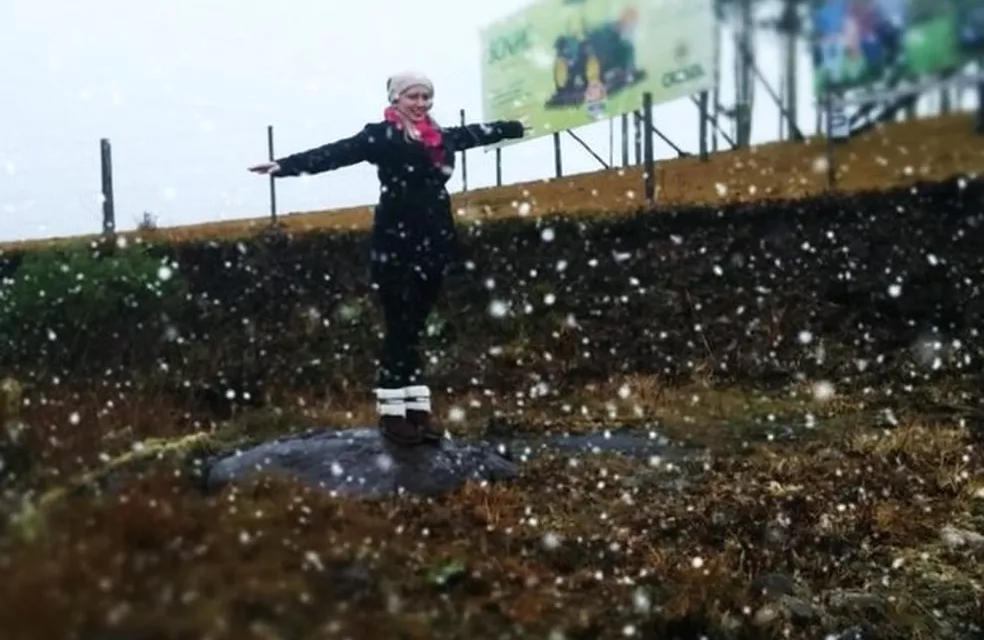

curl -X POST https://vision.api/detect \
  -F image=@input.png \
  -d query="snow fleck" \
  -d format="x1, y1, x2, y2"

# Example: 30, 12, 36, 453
374, 454, 394, 472
541, 532, 561, 550
489, 300, 508, 318
812, 380, 835, 401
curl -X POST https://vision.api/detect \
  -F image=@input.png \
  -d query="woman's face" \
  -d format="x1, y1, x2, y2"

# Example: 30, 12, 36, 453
395, 85, 432, 121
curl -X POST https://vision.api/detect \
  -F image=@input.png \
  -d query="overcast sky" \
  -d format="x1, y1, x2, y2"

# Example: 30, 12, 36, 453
0, 0, 966, 242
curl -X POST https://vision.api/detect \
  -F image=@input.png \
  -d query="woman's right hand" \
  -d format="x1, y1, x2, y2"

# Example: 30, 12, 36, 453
248, 161, 281, 175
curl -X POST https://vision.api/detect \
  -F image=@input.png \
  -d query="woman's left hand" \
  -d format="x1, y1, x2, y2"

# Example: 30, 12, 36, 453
248, 161, 281, 175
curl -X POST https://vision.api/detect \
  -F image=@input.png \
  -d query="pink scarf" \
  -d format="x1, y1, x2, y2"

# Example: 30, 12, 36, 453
384, 106, 445, 166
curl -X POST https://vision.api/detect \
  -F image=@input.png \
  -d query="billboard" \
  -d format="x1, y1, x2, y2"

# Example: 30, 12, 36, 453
479, 0, 717, 146
811, 0, 984, 96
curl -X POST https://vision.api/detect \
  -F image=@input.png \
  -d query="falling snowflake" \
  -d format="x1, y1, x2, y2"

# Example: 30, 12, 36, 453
488, 300, 508, 318
812, 380, 835, 401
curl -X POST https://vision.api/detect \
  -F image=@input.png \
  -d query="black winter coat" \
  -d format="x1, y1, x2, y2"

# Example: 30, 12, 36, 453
273, 119, 526, 264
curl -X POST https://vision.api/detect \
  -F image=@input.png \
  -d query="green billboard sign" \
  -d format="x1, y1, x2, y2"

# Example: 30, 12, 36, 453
810, 0, 984, 96
479, 0, 717, 146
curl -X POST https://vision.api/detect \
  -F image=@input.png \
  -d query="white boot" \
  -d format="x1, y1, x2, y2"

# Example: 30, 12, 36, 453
404, 385, 442, 442
375, 387, 420, 444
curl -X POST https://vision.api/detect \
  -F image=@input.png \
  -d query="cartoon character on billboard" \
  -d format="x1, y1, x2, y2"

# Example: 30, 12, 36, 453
813, 0, 848, 89
584, 77, 609, 119
812, 0, 903, 92
545, 3, 648, 109
848, 0, 902, 73
954, 0, 984, 53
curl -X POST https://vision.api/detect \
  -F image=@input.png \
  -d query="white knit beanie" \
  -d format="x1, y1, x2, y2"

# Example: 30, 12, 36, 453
387, 71, 434, 103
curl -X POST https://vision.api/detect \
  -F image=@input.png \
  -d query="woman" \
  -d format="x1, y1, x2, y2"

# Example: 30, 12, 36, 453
249, 71, 527, 446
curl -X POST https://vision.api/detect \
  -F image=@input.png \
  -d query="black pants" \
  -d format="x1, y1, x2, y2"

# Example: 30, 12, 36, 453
370, 250, 446, 389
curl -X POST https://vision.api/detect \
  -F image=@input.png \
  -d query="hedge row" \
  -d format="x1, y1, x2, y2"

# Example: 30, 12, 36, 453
0, 176, 980, 411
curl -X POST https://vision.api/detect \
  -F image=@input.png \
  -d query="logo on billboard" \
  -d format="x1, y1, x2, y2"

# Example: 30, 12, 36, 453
662, 40, 704, 88
662, 64, 705, 88
487, 28, 533, 65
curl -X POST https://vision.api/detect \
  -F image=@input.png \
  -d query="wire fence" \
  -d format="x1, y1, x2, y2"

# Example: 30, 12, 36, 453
15, 68, 984, 245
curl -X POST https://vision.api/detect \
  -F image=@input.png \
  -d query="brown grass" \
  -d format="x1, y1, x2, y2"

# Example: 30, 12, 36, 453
1, 378, 981, 640
2, 364, 982, 640
4, 112, 983, 253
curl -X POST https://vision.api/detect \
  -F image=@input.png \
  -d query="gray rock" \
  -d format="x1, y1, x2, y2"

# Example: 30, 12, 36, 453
749, 573, 821, 628
497, 429, 685, 463
826, 589, 885, 615
778, 595, 821, 621
203, 425, 694, 500
940, 524, 984, 550
751, 603, 781, 627
752, 596, 821, 627
749, 572, 803, 598
205, 427, 519, 499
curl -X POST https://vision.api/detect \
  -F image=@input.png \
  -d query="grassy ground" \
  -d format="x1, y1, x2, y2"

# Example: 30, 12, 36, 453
1, 371, 981, 640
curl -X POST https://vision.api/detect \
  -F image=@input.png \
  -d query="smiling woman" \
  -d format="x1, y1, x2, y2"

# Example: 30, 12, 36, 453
248, 71, 528, 447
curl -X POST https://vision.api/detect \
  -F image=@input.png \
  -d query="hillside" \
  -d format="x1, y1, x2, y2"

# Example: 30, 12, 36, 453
1, 119, 983, 639
3, 112, 983, 252
1, 172, 982, 640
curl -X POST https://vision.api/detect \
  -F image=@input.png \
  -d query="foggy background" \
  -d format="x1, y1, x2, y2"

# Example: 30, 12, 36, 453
0, 0, 965, 243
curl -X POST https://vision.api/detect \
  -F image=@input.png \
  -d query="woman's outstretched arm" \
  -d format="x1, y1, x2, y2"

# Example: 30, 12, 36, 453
250, 125, 377, 177
443, 120, 527, 152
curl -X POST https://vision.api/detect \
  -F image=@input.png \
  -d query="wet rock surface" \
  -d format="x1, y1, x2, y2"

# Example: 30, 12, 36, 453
206, 426, 696, 498
205, 427, 519, 498
497, 428, 677, 461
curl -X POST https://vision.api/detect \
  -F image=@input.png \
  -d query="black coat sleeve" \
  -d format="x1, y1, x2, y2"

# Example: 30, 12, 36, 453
273, 125, 377, 177
443, 120, 526, 152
